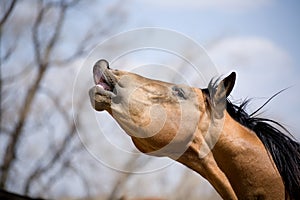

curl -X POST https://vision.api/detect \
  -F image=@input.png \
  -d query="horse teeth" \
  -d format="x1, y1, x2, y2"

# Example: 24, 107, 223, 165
96, 84, 104, 90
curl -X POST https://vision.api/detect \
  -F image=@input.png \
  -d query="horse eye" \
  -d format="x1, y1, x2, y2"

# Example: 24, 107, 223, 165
172, 86, 187, 100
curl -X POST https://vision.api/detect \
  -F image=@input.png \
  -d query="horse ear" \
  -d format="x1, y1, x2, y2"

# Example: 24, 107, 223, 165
204, 72, 236, 119
221, 72, 236, 97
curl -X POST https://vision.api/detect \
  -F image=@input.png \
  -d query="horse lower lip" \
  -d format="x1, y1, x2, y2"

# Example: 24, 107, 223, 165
95, 84, 116, 97
97, 82, 112, 91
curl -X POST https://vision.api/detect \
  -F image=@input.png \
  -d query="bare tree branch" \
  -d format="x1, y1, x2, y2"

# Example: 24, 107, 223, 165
31, 1, 44, 66
0, 0, 18, 27
0, 0, 70, 189
23, 94, 85, 194
23, 119, 77, 194
39, 146, 91, 198
43, 4, 67, 64
0, 65, 47, 189
1, 0, 128, 198
0, 0, 18, 145
108, 156, 151, 200
1, 62, 34, 85
1, 41, 18, 63
39, 87, 70, 124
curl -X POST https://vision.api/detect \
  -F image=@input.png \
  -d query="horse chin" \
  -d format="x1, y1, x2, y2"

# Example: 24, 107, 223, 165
89, 85, 112, 112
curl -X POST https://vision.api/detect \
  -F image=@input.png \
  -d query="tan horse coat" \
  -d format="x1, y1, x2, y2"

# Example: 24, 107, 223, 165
89, 60, 287, 199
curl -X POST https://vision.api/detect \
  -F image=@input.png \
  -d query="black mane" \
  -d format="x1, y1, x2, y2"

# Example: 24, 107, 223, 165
226, 98, 300, 200
203, 75, 300, 199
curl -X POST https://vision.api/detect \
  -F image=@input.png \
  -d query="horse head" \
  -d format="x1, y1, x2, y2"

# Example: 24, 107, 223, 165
89, 59, 235, 159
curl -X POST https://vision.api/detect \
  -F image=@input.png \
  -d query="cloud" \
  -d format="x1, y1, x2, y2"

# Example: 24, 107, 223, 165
208, 36, 293, 76
207, 36, 295, 99
207, 36, 300, 139
141, 0, 273, 12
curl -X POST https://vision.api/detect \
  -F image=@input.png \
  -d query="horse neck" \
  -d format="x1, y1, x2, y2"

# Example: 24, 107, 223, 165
211, 112, 285, 199
213, 111, 267, 156
177, 92, 285, 199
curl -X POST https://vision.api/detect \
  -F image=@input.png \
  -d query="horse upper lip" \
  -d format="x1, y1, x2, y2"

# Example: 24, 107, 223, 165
93, 66, 116, 92
104, 72, 116, 88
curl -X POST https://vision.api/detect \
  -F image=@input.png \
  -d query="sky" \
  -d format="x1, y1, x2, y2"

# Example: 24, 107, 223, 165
127, 0, 300, 54
2, 0, 299, 198
78, 1, 300, 196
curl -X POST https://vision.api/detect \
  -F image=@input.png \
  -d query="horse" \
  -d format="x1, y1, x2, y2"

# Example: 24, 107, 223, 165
89, 59, 300, 200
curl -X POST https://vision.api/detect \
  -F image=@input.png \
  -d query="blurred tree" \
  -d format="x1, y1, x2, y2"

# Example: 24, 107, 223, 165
0, 0, 126, 198
0, 1, 229, 199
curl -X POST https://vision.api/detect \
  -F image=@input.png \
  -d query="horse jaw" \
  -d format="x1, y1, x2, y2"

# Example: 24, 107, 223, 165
108, 73, 202, 157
